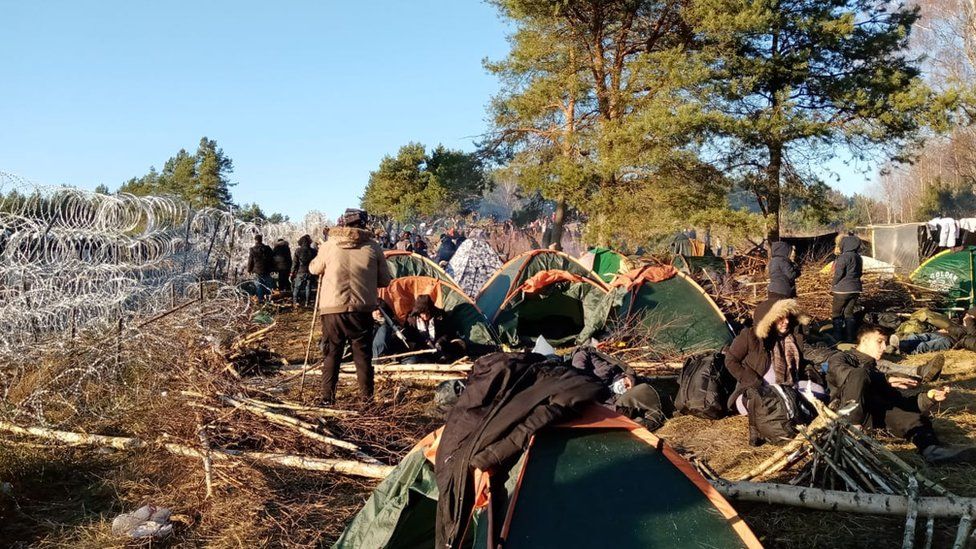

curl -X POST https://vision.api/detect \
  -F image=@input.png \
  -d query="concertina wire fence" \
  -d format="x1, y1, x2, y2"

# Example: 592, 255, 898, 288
0, 172, 331, 422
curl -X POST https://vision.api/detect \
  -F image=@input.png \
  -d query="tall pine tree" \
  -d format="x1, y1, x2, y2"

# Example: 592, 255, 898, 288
688, 0, 949, 241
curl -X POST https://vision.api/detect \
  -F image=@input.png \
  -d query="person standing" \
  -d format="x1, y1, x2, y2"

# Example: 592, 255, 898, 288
246, 234, 274, 303
310, 208, 392, 404
272, 238, 292, 292
831, 235, 863, 343
291, 234, 315, 307
767, 241, 800, 300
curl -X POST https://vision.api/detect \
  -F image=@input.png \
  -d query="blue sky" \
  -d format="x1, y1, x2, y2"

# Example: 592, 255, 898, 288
0, 1, 874, 220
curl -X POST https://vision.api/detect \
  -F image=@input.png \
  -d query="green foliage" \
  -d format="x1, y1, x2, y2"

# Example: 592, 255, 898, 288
485, 0, 726, 247
360, 143, 488, 221
93, 184, 110, 194
235, 202, 289, 224
119, 137, 235, 209
918, 179, 976, 218
687, 0, 950, 240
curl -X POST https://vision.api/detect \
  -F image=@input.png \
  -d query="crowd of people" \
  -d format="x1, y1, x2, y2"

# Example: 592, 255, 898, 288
749, 233, 975, 463
246, 209, 974, 465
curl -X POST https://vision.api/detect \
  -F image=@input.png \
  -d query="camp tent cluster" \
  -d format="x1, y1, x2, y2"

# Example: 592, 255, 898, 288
383, 246, 732, 355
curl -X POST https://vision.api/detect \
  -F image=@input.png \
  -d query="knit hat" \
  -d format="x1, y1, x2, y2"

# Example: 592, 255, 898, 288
338, 208, 368, 228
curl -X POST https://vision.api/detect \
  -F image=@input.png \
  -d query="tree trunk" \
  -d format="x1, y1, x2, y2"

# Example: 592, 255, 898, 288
766, 143, 783, 243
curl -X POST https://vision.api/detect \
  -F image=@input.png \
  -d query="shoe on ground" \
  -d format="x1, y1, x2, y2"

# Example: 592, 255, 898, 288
922, 444, 976, 464
917, 354, 945, 383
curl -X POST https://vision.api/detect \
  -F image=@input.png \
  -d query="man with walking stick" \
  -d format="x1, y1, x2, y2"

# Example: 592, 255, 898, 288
309, 208, 392, 404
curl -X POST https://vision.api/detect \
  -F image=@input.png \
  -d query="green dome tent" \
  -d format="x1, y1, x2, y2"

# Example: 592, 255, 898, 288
610, 265, 733, 354
578, 247, 633, 283
386, 250, 457, 284
333, 406, 762, 549
910, 246, 976, 307
475, 250, 612, 347
381, 251, 499, 347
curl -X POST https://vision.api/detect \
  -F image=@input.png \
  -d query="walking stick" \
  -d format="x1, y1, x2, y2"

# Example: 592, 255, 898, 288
298, 275, 324, 399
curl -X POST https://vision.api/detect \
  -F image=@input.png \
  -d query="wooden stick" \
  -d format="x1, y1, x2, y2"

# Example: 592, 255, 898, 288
903, 476, 919, 549
0, 421, 145, 450
712, 481, 976, 518
953, 515, 973, 549
162, 444, 391, 479
0, 424, 389, 480
196, 418, 214, 499
740, 416, 829, 480
237, 396, 358, 417
923, 517, 935, 549
299, 276, 323, 398
218, 395, 362, 453
373, 349, 438, 362
340, 363, 471, 374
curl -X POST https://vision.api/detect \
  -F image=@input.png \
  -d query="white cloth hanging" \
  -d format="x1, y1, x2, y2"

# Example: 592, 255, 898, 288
928, 217, 960, 247
959, 218, 976, 233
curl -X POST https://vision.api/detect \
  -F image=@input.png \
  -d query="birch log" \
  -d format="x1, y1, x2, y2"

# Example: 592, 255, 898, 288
713, 480, 976, 518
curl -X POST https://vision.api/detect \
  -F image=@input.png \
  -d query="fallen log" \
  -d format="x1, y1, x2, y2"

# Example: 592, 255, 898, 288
0, 421, 146, 450
712, 480, 976, 518
0, 422, 389, 480
162, 444, 391, 479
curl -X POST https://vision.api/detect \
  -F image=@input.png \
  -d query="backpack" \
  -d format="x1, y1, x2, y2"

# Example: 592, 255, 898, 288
744, 384, 816, 447
675, 352, 735, 420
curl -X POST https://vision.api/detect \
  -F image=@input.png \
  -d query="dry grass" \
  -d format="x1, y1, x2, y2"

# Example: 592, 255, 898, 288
3, 298, 975, 548
658, 349, 976, 548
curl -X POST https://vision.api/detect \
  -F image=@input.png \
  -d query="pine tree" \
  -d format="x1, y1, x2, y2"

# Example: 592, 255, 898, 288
688, 0, 949, 241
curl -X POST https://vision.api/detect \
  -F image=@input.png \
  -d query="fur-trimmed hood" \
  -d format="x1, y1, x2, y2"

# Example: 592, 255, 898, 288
329, 226, 374, 249
754, 298, 810, 339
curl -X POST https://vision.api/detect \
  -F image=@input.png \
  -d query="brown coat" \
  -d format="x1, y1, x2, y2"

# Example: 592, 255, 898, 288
726, 298, 811, 405
309, 227, 392, 315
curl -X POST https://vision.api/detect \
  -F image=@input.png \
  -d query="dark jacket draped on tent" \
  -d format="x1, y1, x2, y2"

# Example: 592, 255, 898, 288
434, 352, 606, 548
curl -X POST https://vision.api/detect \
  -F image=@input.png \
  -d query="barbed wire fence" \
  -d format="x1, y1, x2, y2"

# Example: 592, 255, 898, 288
0, 172, 329, 425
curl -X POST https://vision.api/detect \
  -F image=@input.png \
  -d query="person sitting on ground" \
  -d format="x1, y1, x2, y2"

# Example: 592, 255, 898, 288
246, 234, 274, 303
831, 235, 863, 343
401, 295, 465, 362
828, 324, 975, 464
726, 298, 825, 415
291, 234, 316, 307
271, 238, 293, 292
569, 346, 666, 429
767, 241, 800, 300
891, 307, 976, 355
371, 300, 406, 358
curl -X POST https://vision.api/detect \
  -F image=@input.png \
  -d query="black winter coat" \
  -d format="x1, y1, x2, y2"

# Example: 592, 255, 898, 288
435, 352, 606, 548
435, 238, 457, 263
767, 241, 799, 297
291, 244, 315, 275
832, 236, 863, 293
272, 242, 292, 272
826, 349, 921, 425
725, 299, 813, 407
247, 243, 274, 275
